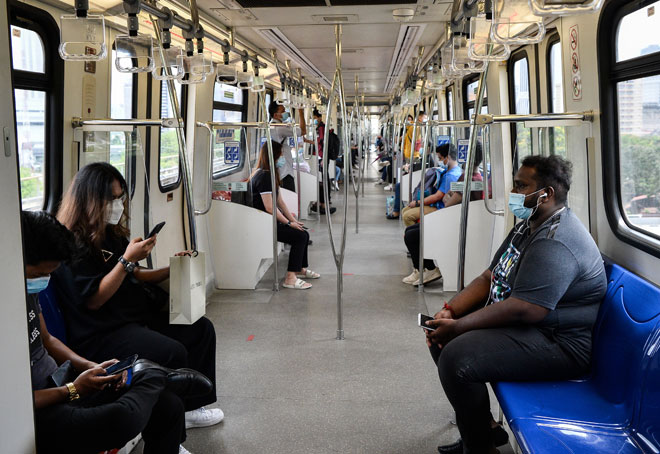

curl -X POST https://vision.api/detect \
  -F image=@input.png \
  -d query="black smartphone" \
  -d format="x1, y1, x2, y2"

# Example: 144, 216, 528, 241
301, 225, 309, 230
103, 354, 138, 376
147, 221, 166, 239
418, 313, 436, 331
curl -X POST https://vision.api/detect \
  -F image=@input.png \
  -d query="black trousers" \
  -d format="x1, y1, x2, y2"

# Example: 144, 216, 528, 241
281, 174, 296, 192
403, 223, 435, 271
35, 369, 185, 454
77, 315, 217, 411
429, 327, 588, 453
277, 223, 310, 272
318, 160, 331, 205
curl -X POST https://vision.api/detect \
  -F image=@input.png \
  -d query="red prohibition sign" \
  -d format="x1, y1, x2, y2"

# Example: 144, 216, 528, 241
570, 29, 578, 50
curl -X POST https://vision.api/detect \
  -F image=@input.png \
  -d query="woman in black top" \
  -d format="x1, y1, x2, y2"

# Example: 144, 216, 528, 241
56, 162, 223, 429
250, 141, 320, 289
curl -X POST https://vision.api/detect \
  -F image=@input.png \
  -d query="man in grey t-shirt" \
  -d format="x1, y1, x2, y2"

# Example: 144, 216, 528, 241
424, 156, 607, 454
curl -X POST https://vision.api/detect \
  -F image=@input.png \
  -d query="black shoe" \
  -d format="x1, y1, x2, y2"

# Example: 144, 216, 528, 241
320, 207, 337, 215
310, 203, 318, 213
386, 214, 399, 220
437, 427, 509, 454
437, 439, 462, 454
132, 359, 212, 398
308, 239, 313, 246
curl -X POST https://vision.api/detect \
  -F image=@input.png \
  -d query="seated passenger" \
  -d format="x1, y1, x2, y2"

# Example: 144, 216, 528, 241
267, 101, 314, 192
55, 162, 222, 429
424, 156, 607, 454
402, 144, 485, 286
401, 143, 463, 227
250, 141, 320, 289
21, 210, 208, 454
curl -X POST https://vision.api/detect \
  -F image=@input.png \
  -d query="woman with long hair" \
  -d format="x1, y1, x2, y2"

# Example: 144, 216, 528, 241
56, 162, 223, 429
250, 141, 320, 289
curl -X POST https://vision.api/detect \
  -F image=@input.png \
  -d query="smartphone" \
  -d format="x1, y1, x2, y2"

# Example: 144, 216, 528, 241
301, 225, 309, 230
418, 313, 436, 331
103, 354, 138, 376
147, 221, 166, 239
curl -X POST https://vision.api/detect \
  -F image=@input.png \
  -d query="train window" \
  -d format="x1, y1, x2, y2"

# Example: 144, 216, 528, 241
463, 76, 488, 120
9, 3, 64, 213
110, 49, 134, 180
616, 0, 660, 62
547, 36, 566, 156
510, 52, 532, 167
446, 86, 454, 121
600, 0, 660, 254
10, 26, 44, 73
212, 82, 247, 177
158, 81, 183, 190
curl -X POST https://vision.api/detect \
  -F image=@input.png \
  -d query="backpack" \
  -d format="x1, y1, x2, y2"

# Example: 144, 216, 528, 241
413, 167, 447, 200
327, 129, 340, 160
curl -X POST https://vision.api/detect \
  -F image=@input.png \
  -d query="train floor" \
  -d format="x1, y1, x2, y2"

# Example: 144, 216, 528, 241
177, 156, 514, 454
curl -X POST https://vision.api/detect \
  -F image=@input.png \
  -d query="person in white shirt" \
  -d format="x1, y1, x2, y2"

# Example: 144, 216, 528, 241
268, 101, 314, 192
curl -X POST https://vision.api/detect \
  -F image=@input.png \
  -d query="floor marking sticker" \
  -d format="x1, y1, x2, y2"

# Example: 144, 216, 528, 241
247, 335, 255, 341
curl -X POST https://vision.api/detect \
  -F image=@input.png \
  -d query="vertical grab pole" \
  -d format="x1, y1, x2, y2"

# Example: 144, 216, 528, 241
361, 95, 366, 198
457, 64, 489, 291
259, 93, 280, 291
291, 113, 302, 218
353, 75, 360, 233
153, 20, 198, 250
408, 78, 427, 206
243, 126, 253, 189
417, 112, 431, 292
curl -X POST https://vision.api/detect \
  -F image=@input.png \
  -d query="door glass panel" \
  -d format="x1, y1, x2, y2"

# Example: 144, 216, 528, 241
110, 49, 134, 178
212, 110, 243, 175
616, 1, 660, 62
15, 89, 46, 210
159, 81, 182, 188
513, 57, 532, 164
549, 41, 566, 156
10, 26, 45, 73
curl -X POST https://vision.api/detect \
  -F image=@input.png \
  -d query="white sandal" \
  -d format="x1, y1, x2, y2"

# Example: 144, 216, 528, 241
282, 278, 312, 289
296, 269, 321, 279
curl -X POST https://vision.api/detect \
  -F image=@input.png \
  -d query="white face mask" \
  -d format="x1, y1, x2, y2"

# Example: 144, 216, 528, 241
106, 199, 124, 225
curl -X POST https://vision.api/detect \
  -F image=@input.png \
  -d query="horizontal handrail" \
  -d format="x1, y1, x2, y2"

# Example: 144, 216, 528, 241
196, 121, 302, 130
72, 118, 177, 128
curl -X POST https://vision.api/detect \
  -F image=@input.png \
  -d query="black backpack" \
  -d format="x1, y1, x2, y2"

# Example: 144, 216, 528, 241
327, 129, 340, 160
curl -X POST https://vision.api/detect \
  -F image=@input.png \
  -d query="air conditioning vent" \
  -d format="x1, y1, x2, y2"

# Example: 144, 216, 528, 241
311, 14, 359, 23
253, 27, 331, 86
384, 23, 426, 93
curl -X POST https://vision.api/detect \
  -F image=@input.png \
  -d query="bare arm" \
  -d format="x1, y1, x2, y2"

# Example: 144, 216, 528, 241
39, 314, 95, 372
134, 267, 169, 284
260, 193, 291, 224
277, 191, 297, 223
442, 190, 462, 208
435, 269, 492, 319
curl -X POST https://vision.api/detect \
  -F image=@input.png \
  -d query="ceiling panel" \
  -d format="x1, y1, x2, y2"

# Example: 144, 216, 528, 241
301, 47, 394, 72
278, 23, 402, 48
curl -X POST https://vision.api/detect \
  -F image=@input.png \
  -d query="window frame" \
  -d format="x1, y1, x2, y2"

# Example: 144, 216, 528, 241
211, 83, 248, 179
598, 0, 660, 257
157, 80, 186, 193
462, 74, 488, 121
109, 45, 139, 198
9, 0, 63, 213
508, 49, 532, 171
445, 85, 454, 121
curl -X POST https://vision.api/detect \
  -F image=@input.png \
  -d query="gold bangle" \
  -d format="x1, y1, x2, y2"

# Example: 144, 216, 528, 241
65, 382, 80, 401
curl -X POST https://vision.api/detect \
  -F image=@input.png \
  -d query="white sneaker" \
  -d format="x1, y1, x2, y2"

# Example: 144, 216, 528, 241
179, 446, 192, 454
384, 184, 392, 191
413, 268, 443, 286
375, 179, 385, 185
402, 269, 419, 284
185, 407, 224, 429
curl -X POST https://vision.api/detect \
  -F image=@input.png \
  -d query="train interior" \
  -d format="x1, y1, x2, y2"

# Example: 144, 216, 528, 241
1, 0, 659, 452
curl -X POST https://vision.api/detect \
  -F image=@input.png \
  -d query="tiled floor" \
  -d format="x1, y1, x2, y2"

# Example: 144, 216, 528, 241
180, 160, 513, 454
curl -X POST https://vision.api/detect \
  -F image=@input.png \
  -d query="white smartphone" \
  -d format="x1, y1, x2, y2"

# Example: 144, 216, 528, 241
418, 313, 436, 331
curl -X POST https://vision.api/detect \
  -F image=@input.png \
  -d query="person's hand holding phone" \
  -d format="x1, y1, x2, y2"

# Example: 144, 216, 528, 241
123, 237, 156, 263
72, 359, 121, 396
289, 221, 305, 231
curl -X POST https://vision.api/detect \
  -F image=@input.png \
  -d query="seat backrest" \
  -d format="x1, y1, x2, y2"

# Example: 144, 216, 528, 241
633, 324, 660, 452
38, 284, 67, 344
591, 268, 660, 410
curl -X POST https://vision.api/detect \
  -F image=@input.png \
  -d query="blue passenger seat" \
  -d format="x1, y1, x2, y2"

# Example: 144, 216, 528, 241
493, 264, 660, 453
38, 283, 67, 344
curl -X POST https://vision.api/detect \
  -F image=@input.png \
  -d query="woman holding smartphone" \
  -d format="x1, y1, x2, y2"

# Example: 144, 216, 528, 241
250, 141, 320, 289
56, 162, 223, 429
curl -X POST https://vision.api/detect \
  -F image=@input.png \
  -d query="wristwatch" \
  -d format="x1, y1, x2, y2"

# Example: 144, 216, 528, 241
118, 255, 137, 273
65, 382, 80, 401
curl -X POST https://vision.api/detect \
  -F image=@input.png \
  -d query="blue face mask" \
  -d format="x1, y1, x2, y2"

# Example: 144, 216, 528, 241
276, 156, 286, 168
508, 188, 546, 219
281, 112, 290, 122
314, 119, 319, 126
27, 276, 50, 294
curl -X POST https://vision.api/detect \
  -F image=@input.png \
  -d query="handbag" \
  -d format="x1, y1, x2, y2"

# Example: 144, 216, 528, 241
169, 252, 206, 325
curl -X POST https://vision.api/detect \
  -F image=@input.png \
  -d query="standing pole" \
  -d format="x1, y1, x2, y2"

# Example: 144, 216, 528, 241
417, 116, 432, 292
259, 93, 280, 291
457, 64, 489, 291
